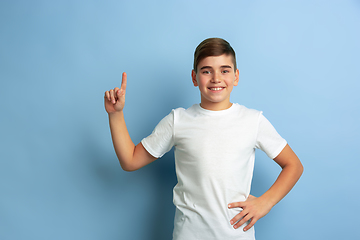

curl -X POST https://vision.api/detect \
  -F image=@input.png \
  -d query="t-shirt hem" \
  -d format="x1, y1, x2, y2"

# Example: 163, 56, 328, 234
269, 140, 288, 159
141, 138, 164, 158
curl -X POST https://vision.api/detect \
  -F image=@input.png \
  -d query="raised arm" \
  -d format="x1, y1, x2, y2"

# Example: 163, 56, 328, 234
104, 72, 157, 171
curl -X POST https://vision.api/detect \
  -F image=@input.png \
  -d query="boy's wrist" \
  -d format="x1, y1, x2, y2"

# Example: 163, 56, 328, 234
108, 110, 124, 118
258, 194, 277, 209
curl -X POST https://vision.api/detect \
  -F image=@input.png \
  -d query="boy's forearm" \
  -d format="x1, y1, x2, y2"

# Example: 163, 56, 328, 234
259, 161, 303, 208
108, 111, 136, 170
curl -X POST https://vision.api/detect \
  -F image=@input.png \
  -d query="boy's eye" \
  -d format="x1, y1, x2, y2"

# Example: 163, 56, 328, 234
202, 70, 210, 74
222, 70, 229, 73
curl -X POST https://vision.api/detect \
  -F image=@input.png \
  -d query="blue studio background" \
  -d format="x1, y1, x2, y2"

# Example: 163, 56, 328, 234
1, 0, 359, 239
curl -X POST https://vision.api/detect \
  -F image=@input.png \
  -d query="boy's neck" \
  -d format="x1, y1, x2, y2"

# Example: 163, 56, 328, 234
199, 101, 233, 111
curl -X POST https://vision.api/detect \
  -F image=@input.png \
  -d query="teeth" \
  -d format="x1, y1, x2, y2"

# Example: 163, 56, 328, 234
210, 87, 223, 91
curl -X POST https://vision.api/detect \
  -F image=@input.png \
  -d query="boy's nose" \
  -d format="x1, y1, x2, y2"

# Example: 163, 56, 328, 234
211, 72, 221, 83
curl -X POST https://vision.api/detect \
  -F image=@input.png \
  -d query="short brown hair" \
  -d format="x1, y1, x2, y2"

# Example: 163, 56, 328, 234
193, 38, 237, 73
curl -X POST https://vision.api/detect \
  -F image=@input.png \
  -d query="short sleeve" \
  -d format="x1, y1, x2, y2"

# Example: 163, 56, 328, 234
255, 113, 287, 159
141, 110, 175, 158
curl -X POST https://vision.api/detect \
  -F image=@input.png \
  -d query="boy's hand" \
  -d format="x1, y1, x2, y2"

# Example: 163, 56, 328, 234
104, 72, 127, 114
228, 194, 273, 231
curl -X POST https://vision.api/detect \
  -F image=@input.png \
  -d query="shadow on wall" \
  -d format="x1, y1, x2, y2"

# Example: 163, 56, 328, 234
147, 152, 177, 240
77, 128, 177, 240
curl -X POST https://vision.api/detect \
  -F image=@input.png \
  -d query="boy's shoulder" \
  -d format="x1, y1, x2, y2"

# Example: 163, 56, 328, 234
232, 103, 263, 115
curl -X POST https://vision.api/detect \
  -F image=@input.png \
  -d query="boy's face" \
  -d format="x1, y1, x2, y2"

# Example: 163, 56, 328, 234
192, 54, 239, 111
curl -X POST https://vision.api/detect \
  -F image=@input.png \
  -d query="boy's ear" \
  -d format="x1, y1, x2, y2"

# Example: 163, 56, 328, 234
191, 70, 198, 87
234, 69, 240, 86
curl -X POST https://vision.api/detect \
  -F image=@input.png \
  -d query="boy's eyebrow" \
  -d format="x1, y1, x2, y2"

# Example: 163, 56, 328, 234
200, 66, 212, 70
220, 65, 232, 69
199, 65, 233, 70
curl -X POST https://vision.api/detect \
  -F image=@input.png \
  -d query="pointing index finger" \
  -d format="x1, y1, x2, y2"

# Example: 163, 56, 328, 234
121, 72, 127, 91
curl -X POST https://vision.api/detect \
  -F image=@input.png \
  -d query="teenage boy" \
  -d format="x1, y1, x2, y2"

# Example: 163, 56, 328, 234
104, 38, 303, 240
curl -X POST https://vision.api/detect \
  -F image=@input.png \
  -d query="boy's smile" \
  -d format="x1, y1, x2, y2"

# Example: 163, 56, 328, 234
192, 54, 239, 111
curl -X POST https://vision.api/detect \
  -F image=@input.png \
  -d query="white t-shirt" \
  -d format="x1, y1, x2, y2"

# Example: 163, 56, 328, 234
141, 103, 287, 240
